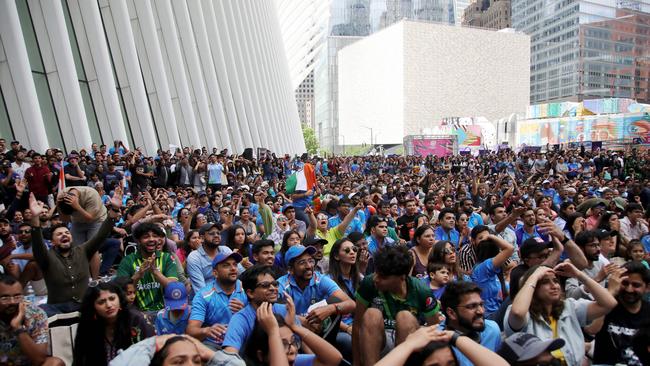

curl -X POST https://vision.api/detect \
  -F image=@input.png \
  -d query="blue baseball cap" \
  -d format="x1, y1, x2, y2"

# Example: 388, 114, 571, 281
284, 245, 317, 265
211, 252, 243, 267
163, 282, 188, 310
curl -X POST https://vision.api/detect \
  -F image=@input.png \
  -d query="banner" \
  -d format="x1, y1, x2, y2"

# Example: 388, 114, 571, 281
411, 138, 454, 157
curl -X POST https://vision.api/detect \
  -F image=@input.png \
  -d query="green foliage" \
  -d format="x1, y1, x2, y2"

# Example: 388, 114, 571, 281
302, 124, 319, 154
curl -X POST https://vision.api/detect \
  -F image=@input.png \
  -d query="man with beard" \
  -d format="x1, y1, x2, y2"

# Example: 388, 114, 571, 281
186, 222, 234, 293
566, 230, 609, 300
515, 208, 549, 248
24, 153, 53, 203
0, 217, 14, 249
222, 265, 298, 353
9, 223, 45, 293
460, 198, 484, 229
187, 252, 248, 349
116, 221, 179, 313
593, 261, 650, 365
0, 274, 65, 366
277, 245, 355, 330
439, 281, 501, 366
328, 198, 363, 237
30, 190, 122, 316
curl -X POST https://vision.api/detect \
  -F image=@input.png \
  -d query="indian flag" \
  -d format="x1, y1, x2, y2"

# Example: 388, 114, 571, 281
285, 163, 316, 194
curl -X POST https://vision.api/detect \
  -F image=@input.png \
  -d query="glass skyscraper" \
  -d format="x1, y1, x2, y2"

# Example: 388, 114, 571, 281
512, 0, 650, 103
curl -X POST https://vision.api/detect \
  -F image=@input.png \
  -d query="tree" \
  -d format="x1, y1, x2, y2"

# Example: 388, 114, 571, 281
302, 123, 319, 154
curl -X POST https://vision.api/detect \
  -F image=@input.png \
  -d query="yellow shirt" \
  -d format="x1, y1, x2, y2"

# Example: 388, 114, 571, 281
319, 227, 344, 256
549, 317, 567, 366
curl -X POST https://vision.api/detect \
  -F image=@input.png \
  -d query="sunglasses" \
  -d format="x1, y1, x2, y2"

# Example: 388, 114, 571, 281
342, 246, 359, 254
18, 230, 32, 234
256, 281, 280, 289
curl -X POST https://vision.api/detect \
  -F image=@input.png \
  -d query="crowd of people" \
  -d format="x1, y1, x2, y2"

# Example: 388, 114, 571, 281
0, 137, 650, 366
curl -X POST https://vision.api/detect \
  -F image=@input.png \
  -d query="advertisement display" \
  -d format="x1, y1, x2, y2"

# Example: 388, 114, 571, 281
404, 136, 455, 157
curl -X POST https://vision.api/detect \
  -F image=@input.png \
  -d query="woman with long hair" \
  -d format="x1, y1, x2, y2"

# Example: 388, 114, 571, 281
597, 211, 628, 257
536, 196, 558, 220
563, 212, 585, 240
73, 282, 154, 366
456, 212, 470, 248
237, 206, 258, 242
327, 237, 362, 360
428, 240, 468, 281
225, 224, 252, 258
273, 230, 302, 274
409, 225, 435, 278
507, 263, 618, 366
176, 229, 202, 268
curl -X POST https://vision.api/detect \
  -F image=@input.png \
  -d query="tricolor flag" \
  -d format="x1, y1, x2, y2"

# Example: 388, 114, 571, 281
58, 166, 66, 193
285, 163, 316, 195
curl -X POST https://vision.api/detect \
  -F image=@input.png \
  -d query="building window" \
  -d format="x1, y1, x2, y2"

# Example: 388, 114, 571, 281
16, 0, 65, 150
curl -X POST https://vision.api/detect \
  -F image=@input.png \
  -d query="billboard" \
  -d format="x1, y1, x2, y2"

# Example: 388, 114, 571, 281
517, 113, 650, 146
407, 137, 455, 157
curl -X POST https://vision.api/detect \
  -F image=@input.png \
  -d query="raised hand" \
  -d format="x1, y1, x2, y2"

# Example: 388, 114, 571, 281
553, 262, 580, 278
284, 292, 296, 328
15, 178, 27, 195
29, 193, 47, 217
110, 185, 124, 209
256, 302, 280, 333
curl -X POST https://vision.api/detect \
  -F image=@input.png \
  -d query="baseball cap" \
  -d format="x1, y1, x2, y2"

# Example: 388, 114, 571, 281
520, 237, 553, 259
163, 282, 188, 311
284, 245, 317, 265
303, 237, 328, 247
199, 223, 220, 235
498, 332, 565, 363
0, 217, 9, 224
211, 252, 243, 267
197, 191, 207, 197
596, 229, 617, 239
542, 179, 551, 184
282, 204, 295, 213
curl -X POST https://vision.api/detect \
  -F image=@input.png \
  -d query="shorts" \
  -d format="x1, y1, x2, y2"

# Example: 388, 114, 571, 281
380, 329, 396, 357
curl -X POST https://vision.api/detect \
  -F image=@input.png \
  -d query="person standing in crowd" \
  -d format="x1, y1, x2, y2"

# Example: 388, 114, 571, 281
30, 190, 123, 315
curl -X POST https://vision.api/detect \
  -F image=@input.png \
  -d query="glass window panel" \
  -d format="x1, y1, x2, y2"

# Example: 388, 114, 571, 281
79, 82, 101, 144
33, 73, 64, 150
0, 87, 14, 140
15, 0, 44, 73
61, 0, 86, 79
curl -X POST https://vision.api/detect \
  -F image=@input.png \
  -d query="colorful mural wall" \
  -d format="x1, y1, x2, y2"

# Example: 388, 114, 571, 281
517, 112, 650, 146
408, 138, 455, 157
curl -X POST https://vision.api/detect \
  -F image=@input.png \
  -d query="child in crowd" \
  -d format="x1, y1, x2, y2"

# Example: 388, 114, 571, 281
628, 239, 649, 269
115, 276, 137, 308
155, 281, 191, 335
423, 263, 451, 299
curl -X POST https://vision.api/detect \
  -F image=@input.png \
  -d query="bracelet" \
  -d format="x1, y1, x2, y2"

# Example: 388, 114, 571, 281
560, 236, 569, 244
449, 331, 461, 347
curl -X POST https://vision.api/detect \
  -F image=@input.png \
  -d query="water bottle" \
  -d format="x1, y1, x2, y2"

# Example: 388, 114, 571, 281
25, 284, 36, 304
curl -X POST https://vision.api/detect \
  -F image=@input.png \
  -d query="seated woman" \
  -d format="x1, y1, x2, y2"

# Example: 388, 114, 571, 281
326, 237, 363, 361
428, 240, 470, 282
506, 263, 618, 366
273, 230, 302, 275
73, 281, 154, 366
245, 300, 342, 366
409, 225, 435, 279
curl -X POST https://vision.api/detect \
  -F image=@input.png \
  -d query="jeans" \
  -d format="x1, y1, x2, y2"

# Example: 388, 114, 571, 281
70, 220, 103, 246
99, 238, 120, 275
40, 302, 81, 317
336, 331, 353, 362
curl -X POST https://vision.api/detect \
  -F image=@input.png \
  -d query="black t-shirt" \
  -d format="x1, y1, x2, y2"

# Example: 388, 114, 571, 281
508, 263, 529, 298
593, 301, 650, 366
64, 164, 86, 187
396, 214, 417, 240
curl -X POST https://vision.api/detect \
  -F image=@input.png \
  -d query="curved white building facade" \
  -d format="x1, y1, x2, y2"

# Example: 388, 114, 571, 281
0, 0, 305, 155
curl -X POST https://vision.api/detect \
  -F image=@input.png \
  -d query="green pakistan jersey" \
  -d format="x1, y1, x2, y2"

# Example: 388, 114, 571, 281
117, 251, 178, 311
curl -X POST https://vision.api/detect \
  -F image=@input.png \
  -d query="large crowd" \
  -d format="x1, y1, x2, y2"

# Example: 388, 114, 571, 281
0, 137, 650, 366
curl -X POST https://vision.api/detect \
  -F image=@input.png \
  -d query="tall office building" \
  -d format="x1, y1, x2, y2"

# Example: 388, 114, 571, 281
295, 71, 316, 128
0, 0, 305, 154
512, 0, 650, 104
315, 0, 456, 152
463, 0, 511, 29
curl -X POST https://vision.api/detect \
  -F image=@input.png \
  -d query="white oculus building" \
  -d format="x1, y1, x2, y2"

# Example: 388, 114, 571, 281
338, 20, 530, 146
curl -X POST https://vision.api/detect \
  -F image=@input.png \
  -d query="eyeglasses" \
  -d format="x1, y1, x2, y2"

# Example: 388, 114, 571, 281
18, 230, 32, 234
443, 248, 456, 255
206, 231, 220, 236
295, 258, 316, 267
89, 276, 114, 288
342, 246, 359, 254
0, 295, 24, 304
282, 334, 302, 352
256, 281, 280, 289
457, 301, 485, 311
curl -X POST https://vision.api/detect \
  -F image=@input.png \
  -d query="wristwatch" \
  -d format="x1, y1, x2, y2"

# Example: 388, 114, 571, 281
333, 303, 343, 315
449, 331, 462, 347
560, 235, 570, 245
13, 326, 28, 336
